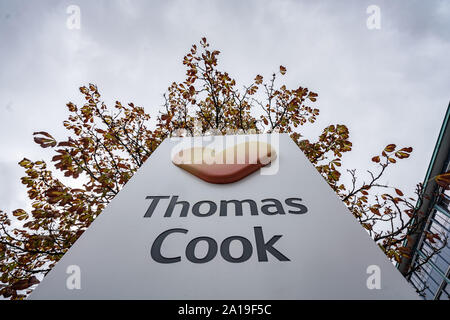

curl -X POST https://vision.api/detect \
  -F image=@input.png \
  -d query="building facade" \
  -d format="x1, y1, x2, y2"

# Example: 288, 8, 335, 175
399, 103, 450, 300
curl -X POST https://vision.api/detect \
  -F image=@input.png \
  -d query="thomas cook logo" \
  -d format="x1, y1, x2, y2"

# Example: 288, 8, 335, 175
143, 134, 304, 265
172, 140, 277, 183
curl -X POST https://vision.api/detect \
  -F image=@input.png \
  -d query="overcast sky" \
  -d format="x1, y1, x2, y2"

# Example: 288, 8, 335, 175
0, 0, 449, 216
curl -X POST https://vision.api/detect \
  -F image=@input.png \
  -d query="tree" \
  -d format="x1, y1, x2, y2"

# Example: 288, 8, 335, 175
0, 38, 446, 299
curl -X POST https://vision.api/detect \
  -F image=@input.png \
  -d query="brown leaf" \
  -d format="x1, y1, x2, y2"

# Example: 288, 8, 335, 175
369, 207, 381, 216
11, 280, 30, 291
12, 209, 28, 221
254, 74, 263, 85
33, 132, 57, 148
384, 144, 396, 153
11, 276, 39, 290
18, 158, 33, 168
435, 172, 450, 188
33, 131, 54, 139
395, 151, 410, 159
400, 147, 413, 153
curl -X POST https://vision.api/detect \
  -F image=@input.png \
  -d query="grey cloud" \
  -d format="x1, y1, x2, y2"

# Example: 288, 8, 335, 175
0, 0, 448, 213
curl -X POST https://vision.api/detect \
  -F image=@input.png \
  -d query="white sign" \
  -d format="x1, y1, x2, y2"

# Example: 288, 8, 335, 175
30, 134, 418, 299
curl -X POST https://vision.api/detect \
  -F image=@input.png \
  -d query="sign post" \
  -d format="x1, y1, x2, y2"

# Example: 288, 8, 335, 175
30, 134, 419, 299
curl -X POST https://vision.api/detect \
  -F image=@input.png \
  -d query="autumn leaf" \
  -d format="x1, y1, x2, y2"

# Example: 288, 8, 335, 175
384, 144, 396, 153
11, 276, 39, 290
363, 223, 373, 230
330, 170, 341, 181
247, 86, 258, 95
12, 209, 28, 221
45, 187, 64, 198
18, 158, 33, 168
395, 151, 409, 159
400, 147, 413, 153
369, 207, 381, 216
308, 92, 318, 102
435, 172, 450, 188
279, 65, 286, 75
254, 74, 263, 84
33, 132, 57, 148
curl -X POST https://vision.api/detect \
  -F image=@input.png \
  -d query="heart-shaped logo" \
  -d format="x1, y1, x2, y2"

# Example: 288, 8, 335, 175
172, 141, 277, 184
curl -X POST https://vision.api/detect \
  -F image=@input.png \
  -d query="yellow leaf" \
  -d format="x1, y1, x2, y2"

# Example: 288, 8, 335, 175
435, 172, 450, 188
384, 144, 396, 152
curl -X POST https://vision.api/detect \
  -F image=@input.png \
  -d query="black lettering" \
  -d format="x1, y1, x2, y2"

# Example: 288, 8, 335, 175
285, 198, 308, 214
164, 196, 190, 217
220, 199, 258, 216
254, 226, 290, 261
192, 200, 217, 217
186, 237, 217, 263
151, 228, 187, 263
144, 196, 170, 217
144, 196, 307, 218
260, 198, 286, 215
220, 236, 253, 263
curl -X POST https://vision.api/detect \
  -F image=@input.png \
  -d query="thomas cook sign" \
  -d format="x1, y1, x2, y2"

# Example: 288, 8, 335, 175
30, 134, 418, 299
